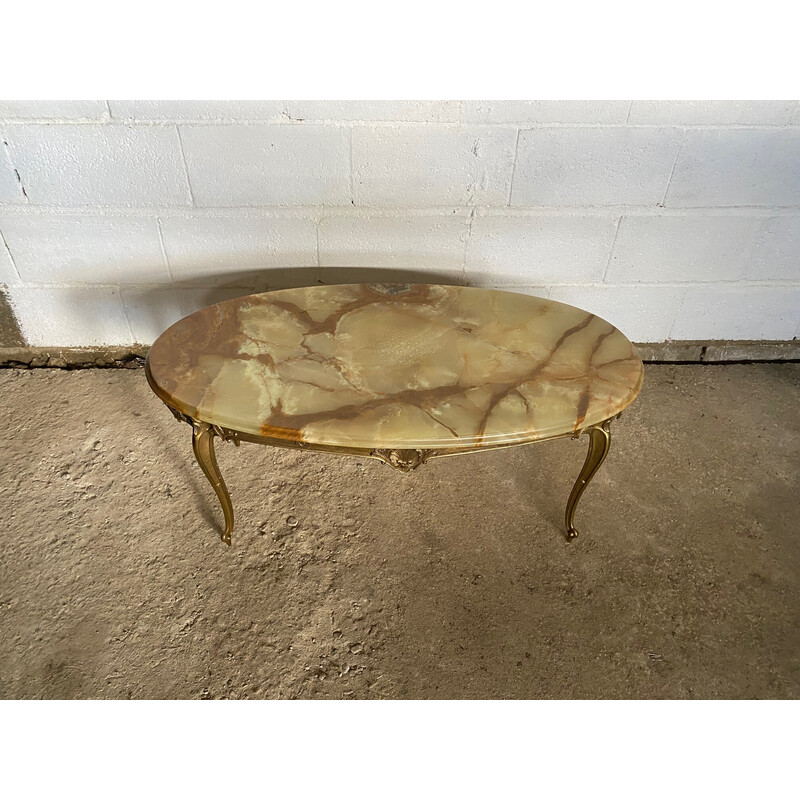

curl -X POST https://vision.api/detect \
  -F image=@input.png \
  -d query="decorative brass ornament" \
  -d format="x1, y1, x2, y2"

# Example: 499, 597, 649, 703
370, 448, 437, 472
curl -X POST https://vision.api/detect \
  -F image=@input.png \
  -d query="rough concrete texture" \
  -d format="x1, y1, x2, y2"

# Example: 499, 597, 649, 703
1, 364, 798, 699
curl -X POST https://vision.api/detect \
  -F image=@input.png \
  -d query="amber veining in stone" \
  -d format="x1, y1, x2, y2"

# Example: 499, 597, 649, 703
146, 283, 644, 450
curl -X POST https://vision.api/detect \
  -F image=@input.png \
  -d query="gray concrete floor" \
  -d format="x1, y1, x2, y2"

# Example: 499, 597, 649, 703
0, 364, 798, 699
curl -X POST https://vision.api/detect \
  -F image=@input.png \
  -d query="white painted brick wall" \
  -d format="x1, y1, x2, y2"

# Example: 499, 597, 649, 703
0, 101, 109, 120
286, 100, 633, 125
5, 125, 191, 206
0, 229, 18, 285
352, 126, 517, 206
108, 101, 286, 122
0, 100, 798, 347
628, 101, 797, 126
121, 286, 247, 344
548, 284, 687, 344
1, 132, 24, 203
9, 286, 131, 347
511, 127, 683, 206
665, 129, 800, 207
671, 286, 800, 340
0, 215, 169, 284
180, 125, 350, 206
458, 101, 632, 125
159, 215, 318, 285
466, 212, 617, 284
606, 215, 763, 283
746, 217, 800, 280
286, 101, 465, 124
318, 212, 468, 276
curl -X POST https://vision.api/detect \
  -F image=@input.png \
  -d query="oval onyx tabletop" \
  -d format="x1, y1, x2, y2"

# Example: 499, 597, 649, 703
146, 283, 644, 450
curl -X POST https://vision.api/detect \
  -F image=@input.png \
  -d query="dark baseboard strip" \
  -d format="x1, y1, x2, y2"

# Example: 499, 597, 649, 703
0, 340, 798, 369
0, 346, 149, 369
635, 340, 800, 363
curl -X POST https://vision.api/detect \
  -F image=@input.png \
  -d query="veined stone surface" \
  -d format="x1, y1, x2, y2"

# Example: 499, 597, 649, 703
145, 284, 644, 449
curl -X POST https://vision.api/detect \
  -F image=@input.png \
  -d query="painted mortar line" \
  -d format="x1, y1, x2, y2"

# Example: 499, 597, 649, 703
3, 203, 798, 218
315, 216, 322, 267
155, 218, 174, 283
0, 118, 117, 125
118, 287, 136, 344
738, 215, 774, 284
667, 287, 689, 340
661, 128, 687, 207
601, 216, 623, 283
462, 207, 477, 282
348, 128, 355, 206
2, 114, 800, 128
0, 116, 798, 130
506, 128, 522, 206
0, 117, 794, 129
174, 126, 197, 207
0, 225, 22, 281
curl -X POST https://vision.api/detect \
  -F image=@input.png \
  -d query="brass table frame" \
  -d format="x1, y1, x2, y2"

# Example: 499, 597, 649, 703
150, 369, 616, 545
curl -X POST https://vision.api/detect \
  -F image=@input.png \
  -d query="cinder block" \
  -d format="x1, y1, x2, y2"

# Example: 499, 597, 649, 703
465, 213, 617, 284
318, 213, 468, 278
665, 129, 800, 207
122, 286, 249, 344
459, 100, 630, 124
1, 131, 24, 203
160, 215, 318, 284
547, 284, 686, 343
352, 126, 517, 206
606, 215, 762, 283
746, 217, 800, 280
0, 101, 108, 120
671, 285, 800, 340
628, 100, 796, 126
286, 100, 631, 125
109, 100, 286, 121
511, 127, 682, 206
0, 215, 169, 283
285, 101, 464, 123
5, 125, 191, 206
180, 124, 350, 206
7, 285, 131, 346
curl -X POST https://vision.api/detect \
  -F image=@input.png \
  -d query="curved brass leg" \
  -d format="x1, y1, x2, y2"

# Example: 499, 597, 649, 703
192, 421, 234, 545
565, 420, 611, 541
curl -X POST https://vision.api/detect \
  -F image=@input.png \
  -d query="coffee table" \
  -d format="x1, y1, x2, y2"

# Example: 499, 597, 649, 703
145, 283, 644, 545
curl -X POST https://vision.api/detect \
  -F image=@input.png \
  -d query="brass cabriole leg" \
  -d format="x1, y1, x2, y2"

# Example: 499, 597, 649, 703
191, 421, 235, 546
564, 420, 612, 541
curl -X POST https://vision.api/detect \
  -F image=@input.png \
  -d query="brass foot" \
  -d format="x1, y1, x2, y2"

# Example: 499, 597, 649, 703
564, 420, 611, 540
192, 421, 235, 545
